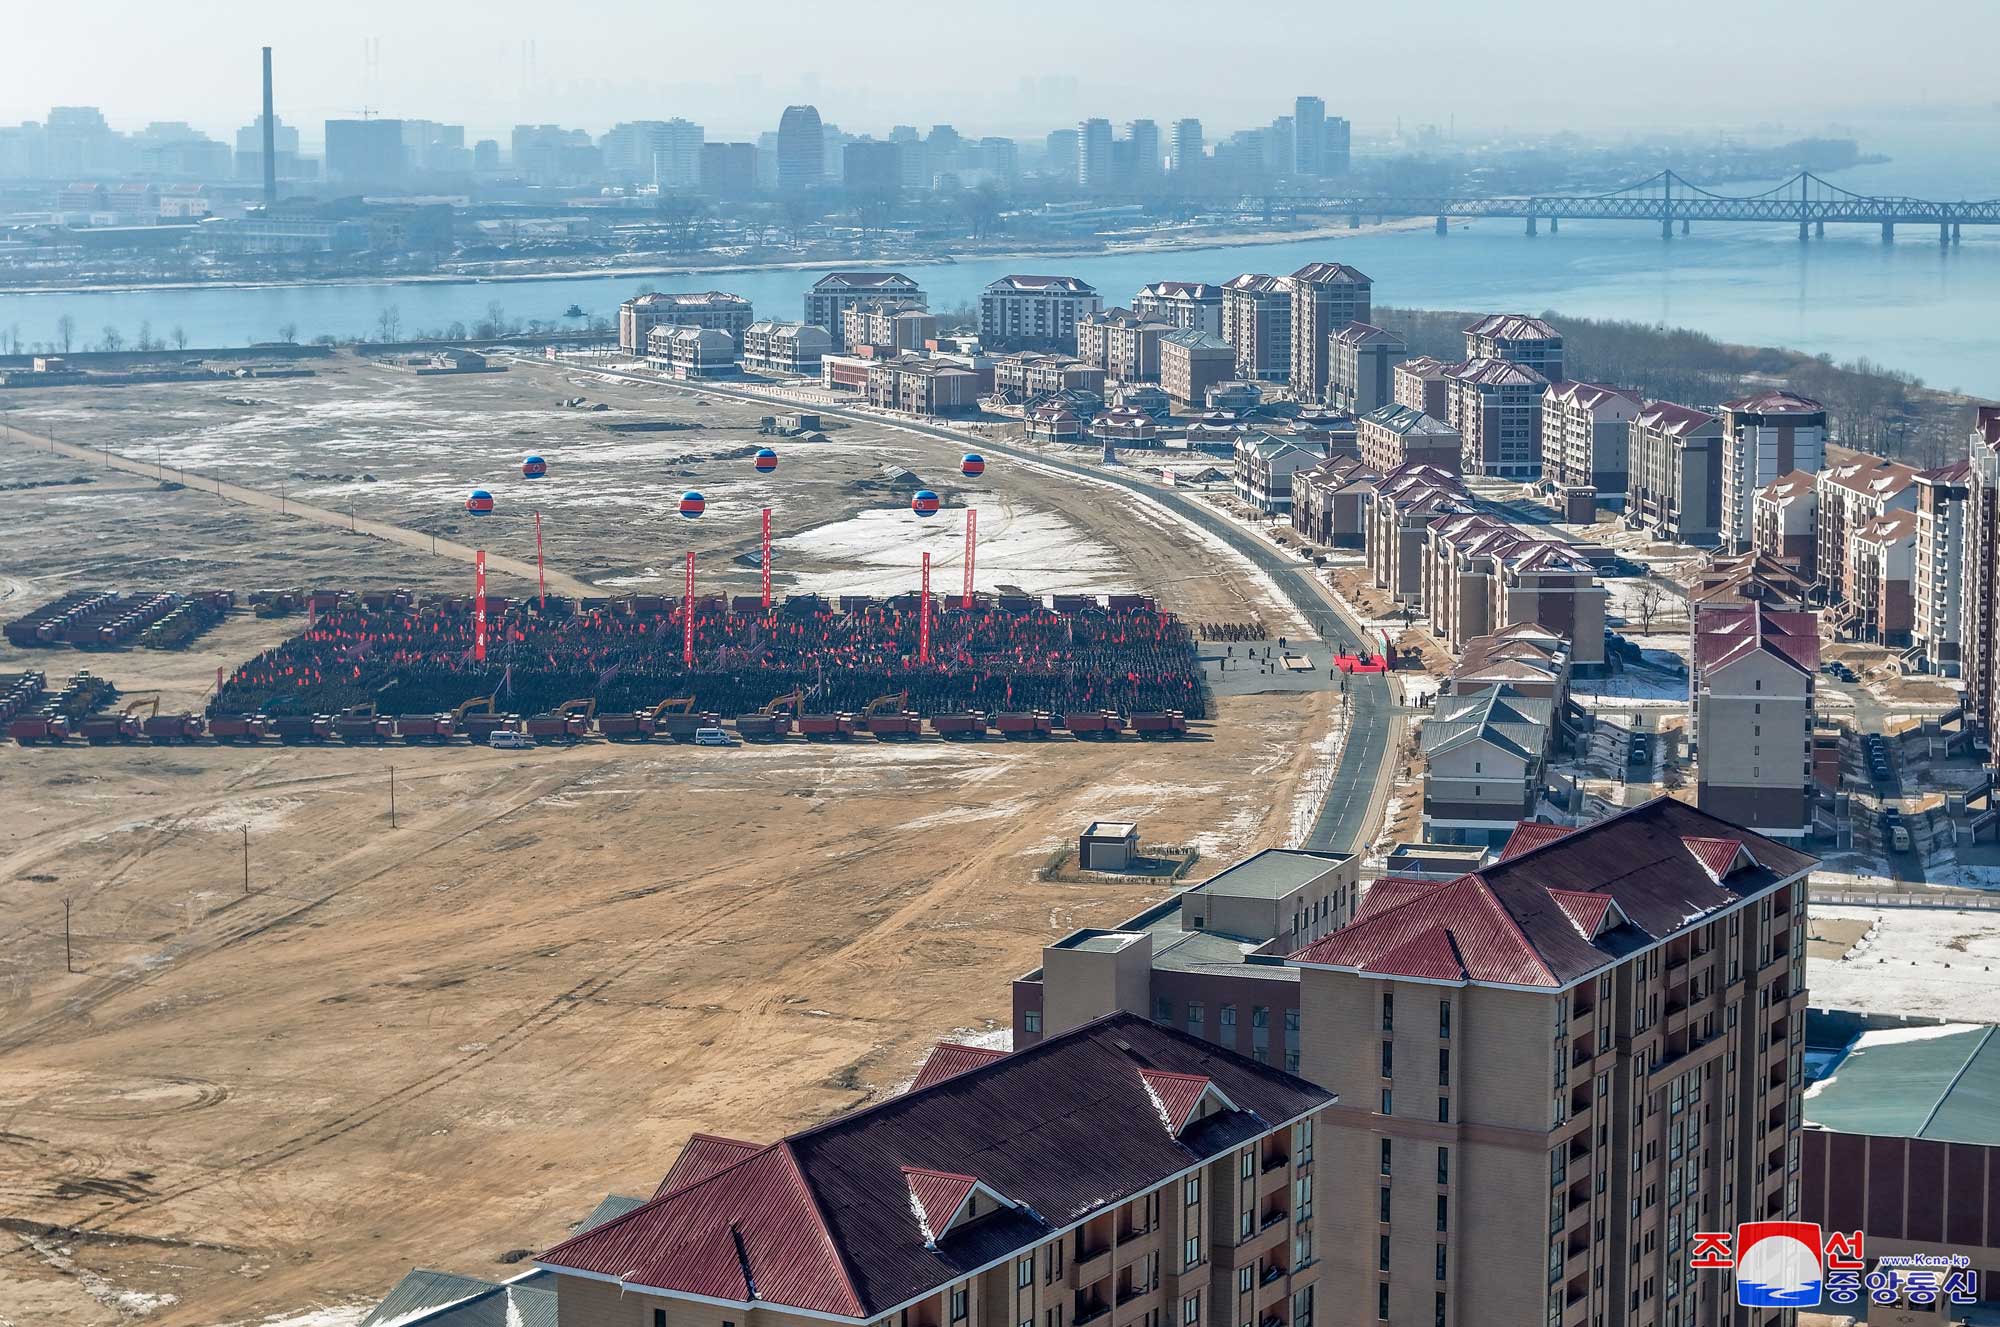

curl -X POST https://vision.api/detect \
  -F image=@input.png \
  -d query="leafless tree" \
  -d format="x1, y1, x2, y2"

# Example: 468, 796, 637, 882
1634, 581, 1666, 634
170, 325, 188, 351
374, 305, 402, 342
99, 326, 124, 352
55, 314, 74, 353
278, 322, 299, 344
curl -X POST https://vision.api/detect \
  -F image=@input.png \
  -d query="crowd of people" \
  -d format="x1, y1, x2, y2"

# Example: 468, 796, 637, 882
214, 595, 1209, 720
1195, 620, 1269, 642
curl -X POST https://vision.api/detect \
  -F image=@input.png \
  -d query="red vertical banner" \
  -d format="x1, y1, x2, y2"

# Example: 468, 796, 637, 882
963, 508, 977, 609
761, 506, 772, 609
534, 511, 545, 610
920, 551, 931, 665
683, 550, 695, 668
473, 549, 488, 663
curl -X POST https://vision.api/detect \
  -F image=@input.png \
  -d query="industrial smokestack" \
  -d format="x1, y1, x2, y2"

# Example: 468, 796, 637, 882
261, 46, 277, 209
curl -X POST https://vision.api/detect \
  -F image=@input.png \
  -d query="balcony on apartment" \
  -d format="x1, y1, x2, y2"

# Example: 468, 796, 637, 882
1570, 1030, 1599, 1070
1075, 1214, 1115, 1286
1115, 1266, 1158, 1310
1262, 1139, 1291, 1173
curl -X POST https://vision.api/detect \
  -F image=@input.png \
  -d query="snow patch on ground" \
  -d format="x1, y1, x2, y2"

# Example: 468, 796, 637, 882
778, 507, 1130, 597
220, 1308, 372, 1327
1809, 904, 2000, 1021
1286, 720, 1349, 849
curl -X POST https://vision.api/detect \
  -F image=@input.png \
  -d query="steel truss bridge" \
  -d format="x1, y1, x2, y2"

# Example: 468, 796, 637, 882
1309, 170, 2000, 241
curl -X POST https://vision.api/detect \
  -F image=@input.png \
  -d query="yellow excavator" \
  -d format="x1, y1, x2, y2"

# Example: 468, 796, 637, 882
555, 697, 597, 739
761, 689, 806, 716
862, 691, 909, 718
648, 695, 696, 721
860, 690, 919, 740
123, 695, 160, 719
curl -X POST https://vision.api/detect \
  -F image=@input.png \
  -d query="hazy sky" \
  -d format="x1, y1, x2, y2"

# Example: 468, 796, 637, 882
5, 0, 1993, 145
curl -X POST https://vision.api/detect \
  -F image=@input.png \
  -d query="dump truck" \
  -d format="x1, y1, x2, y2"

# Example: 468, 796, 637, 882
336, 712, 394, 743
462, 713, 515, 743
1062, 711, 1126, 739
797, 713, 858, 741
995, 711, 1054, 740
8, 714, 70, 744
394, 714, 455, 743
79, 713, 144, 744
271, 714, 334, 744
929, 712, 988, 740
865, 712, 923, 740
660, 711, 723, 742
1130, 710, 1189, 738
525, 698, 595, 743
141, 713, 205, 743
732, 713, 788, 741
208, 714, 269, 743
595, 712, 654, 741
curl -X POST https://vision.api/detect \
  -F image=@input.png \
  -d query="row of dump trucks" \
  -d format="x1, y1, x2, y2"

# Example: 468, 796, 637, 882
4, 590, 234, 650
8, 706, 1190, 747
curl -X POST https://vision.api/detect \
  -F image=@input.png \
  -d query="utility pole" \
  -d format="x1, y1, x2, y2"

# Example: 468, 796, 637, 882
242, 824, 250, 894
63, 897, 74, 973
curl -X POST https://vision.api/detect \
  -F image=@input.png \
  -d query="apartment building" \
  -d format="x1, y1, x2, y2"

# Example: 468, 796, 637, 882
1234, 433, 1329, 515
1013, 848, 1361, 1058
1541, 381, 1641, 508
1964, 409, 2000, 749
1367, 464, 1474, 606
541, 1012, 1334, 1327
1686, 555, 1814, 674
1717, 392, 1827, 555
1077, 307, 1173, 383
1461, 313, 1564, 381
1845, 510, 1918, 646
1357, 404, 1460, 475
1691, 601, 1817, 840
1814, 452, 1919, 603
804, 271, 925, 348
1162, 330, 1238, 409
1914, 461, 1972, 676
1134, 281, 1225, 336
1220, 274, 1292, 383
992, 352, 1107, 399
1394, 356, 1451, 420
740, 319, 832, 375
1419, 686, 1553, 844
644, 325, 740, 379
1749, 472, 1817, 581
1288, 263, 1373, 402
1626, 402, 1724, 545
1418, 513, 1607, 664
981, 275, 1104, 349
866, 356, 981, 417
618, 290, 752, 354
1327, 322, 1407, 418
841, 301, 937, 356
1445, 360, 1548, 479
1291, 455, 1379, 548
1448, 624, 1573, 705
1290, 797, 1815, 1327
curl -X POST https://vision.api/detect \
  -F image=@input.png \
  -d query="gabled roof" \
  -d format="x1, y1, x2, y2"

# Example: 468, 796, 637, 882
1290, 798, 1816, 988
1445, 357, 1548, 389
901, 1168, 983, 1246
1356, 876, 1450, 919
1978, 407, 2000, 451
1360, 403, 1457, 438
1136, 1068, 1236, 1134
360, 1270, 556, 1327
1397, 355, 1450, 379
1289, 261, 1371, 285
1693, 600, 1818, 675
1499, 821, 1573, 860
813, 271, 920, 290
1719, 390, 1824, 416
987, 274, 1097, 294
1853, 509, 1919, 546
656, 1133, 766, 1199
1331, 320, 1404, 347
541, 1014, 1330, 1319
1463, 313, 1562, 342
1637, 400, 1718, 436
1757, 469, 1816, 503
1546, 380, 1640, 412
1137, 280, 1223, 301
1222, 272, 1289, 295
1819, 452, 1918, 500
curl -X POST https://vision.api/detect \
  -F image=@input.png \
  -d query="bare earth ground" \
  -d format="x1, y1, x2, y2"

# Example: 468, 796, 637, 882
0, 357, 1336, 1326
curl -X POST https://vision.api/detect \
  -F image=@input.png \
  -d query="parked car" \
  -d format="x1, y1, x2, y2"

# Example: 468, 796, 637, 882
488, 730, 536, 750
693, 726, 734, 747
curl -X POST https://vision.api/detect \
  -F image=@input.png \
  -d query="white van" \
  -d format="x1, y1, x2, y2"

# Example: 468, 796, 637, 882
488, 730, 537, 750
693, 726, 733, 747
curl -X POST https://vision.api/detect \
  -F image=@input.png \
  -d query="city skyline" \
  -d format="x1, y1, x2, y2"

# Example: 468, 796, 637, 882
5, 0, 1996, 144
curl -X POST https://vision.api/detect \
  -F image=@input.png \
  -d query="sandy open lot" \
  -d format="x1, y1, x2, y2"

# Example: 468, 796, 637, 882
0, 355, 1340, 1326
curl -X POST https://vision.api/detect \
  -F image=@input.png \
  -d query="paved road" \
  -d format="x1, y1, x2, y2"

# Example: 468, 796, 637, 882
541, 359, 1397, 854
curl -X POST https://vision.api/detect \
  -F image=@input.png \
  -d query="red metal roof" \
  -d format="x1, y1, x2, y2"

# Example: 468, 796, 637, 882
1680, 836, 1745, 881
655, 1133, 765, 1198
1356, 877, 1448, 919
901, 1167, 980, 1244
1637, 400, 1718, 435
1546, 888, 1615, 938
1500, 822, 1572, 860
1290, 874, 1557, 986
910, 1043, 1008, 1092
1366, 929, 1468, 982
1137, 1068, 1215, 1134
1463, 313, 1562, 342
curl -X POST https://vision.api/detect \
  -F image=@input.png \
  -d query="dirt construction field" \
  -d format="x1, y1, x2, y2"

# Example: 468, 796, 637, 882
0, 355, 1342, 1326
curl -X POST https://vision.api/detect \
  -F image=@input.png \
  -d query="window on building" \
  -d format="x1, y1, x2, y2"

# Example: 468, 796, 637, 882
1378, 1284, 1390, 1322
1295, 1119, 1313, 1162
1295, 1175, 1313, 1221
1440, 1000, 1451, 1039
1185, 1234, 1202, 1269
1381, 1138, 1393, 1176
1379, 1186, 1392, 1224
1186, 1176, 1201, 1205
1293, 1285, 1315, 1327
952, 1288, 969, 1322
1438, 1048, 1451, 1087
1184, 1294, 1201, 1325
1295, 1229, 1313, 1268
1382, 992, 1394, 1032
1435, 1291, 1446, 1327
1382, 1042, 1395, 1079
1436, 1194, 1448, 1233
1437, 1146, 1450, 1186
1156, 996, 1173, 1022
1382, 1088, 1393, 1115
1019, 1257, 1034, 1288
1187, 1002, 1204, 1033
1436, 1244, 1448, 1280
1240, 1267, 1255, 1294
1438, 1097, 1451, 1124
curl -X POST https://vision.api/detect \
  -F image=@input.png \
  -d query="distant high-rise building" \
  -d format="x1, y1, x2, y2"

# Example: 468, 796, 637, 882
1171, 118, 1203, 175
601, 121, 670, 180
653, 118, 704, 191
1044, 128, 1078, 180
511, 124, 595, 186
1076, 117, 1113, 190
822, 122, 848, 182
1324, 115, 1351, 175
44, 106, 120, 176
842, 140, 900, 196
235, 114, 301, 183
472, 140, 500, 173
890, 125, 925, 189
926, 124, 962, 173
324, 118, 406, 188
776, 104, 824, 193
1126, 119, 1160, 184
699, 141, 756, 198
976, 136, 1017, 183
1266, 115, 1295, 176
1293, 95, 1325, 176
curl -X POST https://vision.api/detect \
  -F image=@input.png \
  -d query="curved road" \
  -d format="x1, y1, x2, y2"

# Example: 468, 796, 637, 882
540, 359, 1396, 855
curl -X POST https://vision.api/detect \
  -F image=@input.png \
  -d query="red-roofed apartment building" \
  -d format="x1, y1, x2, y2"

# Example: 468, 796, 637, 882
1626, 401, 1725, 545
1717, 392, 1827, 555
1843, 509, 1919, 646
1749, 471, 1817, 582
1692, 601, 1818, 840
1288, 263, 1373, 402
1814, 451, 1918, 604
1419, 514, 1608, 666
1964, 409, 2000, 748
540, 1012, 1335, 1327
1288, 798, 1815, 1327
1366, 465, 1474, 605
1913, 461, 1972, 676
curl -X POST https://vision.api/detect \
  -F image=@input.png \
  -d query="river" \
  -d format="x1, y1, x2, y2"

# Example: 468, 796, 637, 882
5, 118, 2000, 395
